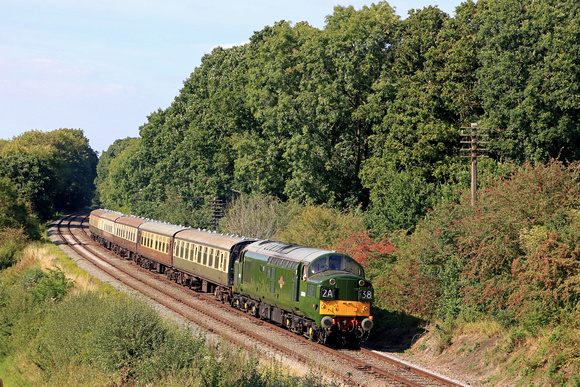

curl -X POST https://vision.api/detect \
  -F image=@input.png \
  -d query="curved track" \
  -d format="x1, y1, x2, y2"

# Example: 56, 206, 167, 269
50, 213, 465, 387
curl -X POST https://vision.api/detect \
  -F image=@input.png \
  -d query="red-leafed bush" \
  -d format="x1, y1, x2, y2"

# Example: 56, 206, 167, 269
333, 231, 394, 266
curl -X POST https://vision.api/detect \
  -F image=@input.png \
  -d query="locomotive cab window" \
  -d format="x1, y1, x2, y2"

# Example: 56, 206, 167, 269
309, 254, 363, 277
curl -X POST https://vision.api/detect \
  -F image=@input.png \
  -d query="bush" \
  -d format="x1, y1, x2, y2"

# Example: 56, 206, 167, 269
219, 193, 289, 239
92, 296, 169, 374
276, 205, 367, 249
33, 292, 107, 381
22, 267, 73, 303
0, 241, 18, 271
374, 161, 580, 324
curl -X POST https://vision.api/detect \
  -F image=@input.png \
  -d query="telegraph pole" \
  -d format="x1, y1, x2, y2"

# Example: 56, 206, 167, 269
209, 197, 224, 230
460, 123, 488, 206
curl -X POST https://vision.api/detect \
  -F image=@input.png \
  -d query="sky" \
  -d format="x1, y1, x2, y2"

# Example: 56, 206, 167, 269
1, 0, 462, 155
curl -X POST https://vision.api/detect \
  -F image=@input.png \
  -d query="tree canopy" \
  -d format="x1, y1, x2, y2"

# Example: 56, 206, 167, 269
96, 0, 580, 235
0, 129, 98, 222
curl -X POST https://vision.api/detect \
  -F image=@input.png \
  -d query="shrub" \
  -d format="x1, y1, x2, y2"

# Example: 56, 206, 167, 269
332, 231, 394, 266
33, 292, 107, 380
0, 229, 29, 271
374, 161, 580, 325
93, 296, 169, 373
219, 193, 288, 239
276, 205, 367, 249
0, 241, 18, 271
23, 267, 73, 303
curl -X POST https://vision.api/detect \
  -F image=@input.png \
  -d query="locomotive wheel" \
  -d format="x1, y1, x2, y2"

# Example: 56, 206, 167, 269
317, 329, 328, 345
307, 326, 317, 341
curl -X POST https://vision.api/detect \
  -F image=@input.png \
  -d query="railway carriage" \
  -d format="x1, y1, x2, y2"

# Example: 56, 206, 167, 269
112, 215, 146, 259
172, 229, 254, 300
136, 221, 183, 271
89, 210, 122, 250
88, 209, 107, 238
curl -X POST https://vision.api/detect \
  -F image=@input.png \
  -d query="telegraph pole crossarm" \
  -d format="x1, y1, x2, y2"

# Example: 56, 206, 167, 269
460, 123, 489, 206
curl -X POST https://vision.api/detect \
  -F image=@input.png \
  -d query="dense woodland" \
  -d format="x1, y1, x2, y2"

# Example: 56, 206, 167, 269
1, 0, 580, 383
96, 0, 580, 232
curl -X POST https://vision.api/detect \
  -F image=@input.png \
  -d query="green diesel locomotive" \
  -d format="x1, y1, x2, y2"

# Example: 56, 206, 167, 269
233, 240, 373, 345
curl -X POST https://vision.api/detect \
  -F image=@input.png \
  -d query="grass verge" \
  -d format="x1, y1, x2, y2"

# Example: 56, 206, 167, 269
0, 242, 338, 386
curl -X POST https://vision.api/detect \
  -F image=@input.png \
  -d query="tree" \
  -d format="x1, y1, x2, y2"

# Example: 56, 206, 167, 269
0, 177, 40, 241
94, 137, 140, 211
476, 0, 580, 162
361, 6, 466, 234
0, 129, 98, 221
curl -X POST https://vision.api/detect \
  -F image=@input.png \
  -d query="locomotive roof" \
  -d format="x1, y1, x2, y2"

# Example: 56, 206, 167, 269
244, 240, 340, 263
175, 228, 252, 250
139, 221, 186, 236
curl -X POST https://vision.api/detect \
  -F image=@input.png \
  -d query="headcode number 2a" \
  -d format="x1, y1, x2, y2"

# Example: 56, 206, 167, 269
322, 288, 334, 298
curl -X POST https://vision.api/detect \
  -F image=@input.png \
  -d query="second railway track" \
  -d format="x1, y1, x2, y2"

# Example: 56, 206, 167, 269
50, 213, 465, 387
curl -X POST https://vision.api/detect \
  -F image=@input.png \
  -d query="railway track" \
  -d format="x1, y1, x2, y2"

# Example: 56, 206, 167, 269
50, 213, 465, 387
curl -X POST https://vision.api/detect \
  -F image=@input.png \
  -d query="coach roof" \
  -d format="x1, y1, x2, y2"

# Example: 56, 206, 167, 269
139, 221, 186, 237
175, 228, 252, 250
116, 215, 148, 228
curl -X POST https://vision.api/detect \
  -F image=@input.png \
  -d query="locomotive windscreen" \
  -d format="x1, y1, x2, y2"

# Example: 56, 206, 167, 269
310, 254, 362, 276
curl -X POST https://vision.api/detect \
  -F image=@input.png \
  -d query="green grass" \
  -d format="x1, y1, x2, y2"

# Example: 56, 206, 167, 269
0, 242, 339, 386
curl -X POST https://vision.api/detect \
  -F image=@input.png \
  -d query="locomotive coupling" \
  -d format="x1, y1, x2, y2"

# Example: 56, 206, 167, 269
321, 316, 334, 328
361, 317, 374, 331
